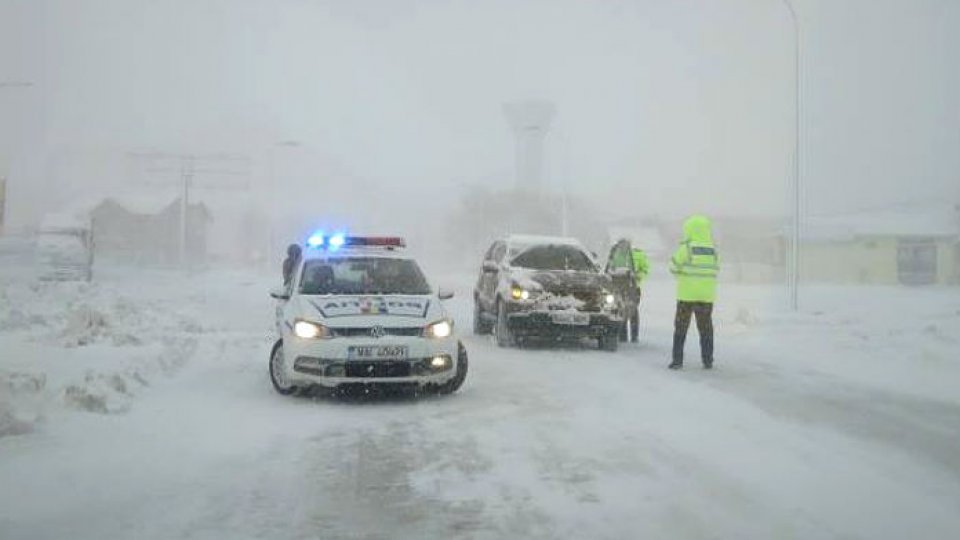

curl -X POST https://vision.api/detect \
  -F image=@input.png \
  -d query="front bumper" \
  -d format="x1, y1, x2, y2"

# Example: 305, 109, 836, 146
507, 309, 621, 339
282, 335, 459, 388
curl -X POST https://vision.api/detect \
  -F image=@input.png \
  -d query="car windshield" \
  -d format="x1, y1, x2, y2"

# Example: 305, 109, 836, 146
511, 245, 597, 272
299, 257, 431, 295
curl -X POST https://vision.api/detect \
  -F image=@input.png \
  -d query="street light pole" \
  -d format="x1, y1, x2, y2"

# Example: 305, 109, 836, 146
781, 0, 802, 311
267, 140, 301, 270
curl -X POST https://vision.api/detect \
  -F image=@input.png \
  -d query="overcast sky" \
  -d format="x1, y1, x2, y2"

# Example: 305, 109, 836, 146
1, 0, 958, 227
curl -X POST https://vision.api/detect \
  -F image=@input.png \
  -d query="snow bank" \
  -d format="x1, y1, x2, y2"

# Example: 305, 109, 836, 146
0, 276, 207, 437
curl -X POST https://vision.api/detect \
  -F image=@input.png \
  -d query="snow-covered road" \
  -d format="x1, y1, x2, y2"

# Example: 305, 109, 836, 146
2, 268, 960, 539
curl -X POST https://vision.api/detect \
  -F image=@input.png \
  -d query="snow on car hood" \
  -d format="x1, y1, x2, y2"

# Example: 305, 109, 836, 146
511, 269, 610, 294
303, 295, 434, 320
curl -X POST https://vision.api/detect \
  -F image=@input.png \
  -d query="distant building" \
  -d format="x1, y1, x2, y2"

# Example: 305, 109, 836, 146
90, 197, 212, 265
801, 205, 960, 285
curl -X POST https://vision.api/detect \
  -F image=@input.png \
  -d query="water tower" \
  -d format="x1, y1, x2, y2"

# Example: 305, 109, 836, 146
503, 100, 556, 194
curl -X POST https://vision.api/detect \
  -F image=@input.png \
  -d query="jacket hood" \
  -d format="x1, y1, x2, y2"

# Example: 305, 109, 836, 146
682, 215, 713, 243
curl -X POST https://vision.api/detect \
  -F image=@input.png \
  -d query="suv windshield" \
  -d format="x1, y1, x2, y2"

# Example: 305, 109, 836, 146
511, 245, 597, 272
299, 257, 431, 295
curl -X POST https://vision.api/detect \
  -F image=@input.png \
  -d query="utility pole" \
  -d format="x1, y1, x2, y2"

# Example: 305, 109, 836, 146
178, 157, 195, 268
267, 140, 302, 269
780, 0, 802, 311
127, 151, 249, 270
1, 81, 35, 236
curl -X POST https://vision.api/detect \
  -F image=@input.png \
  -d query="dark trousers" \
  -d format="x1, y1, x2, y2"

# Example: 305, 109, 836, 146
672, 301, 714, 364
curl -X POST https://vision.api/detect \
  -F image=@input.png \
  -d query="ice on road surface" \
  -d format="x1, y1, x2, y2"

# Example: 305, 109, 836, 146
2, 268, 960, 539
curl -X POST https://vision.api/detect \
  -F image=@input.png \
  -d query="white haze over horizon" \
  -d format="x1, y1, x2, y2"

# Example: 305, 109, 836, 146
1, 0, 958, 234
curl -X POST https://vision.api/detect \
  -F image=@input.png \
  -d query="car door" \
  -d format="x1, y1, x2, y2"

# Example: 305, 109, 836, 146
477, 241, 504, 313
605, 239, 639, 310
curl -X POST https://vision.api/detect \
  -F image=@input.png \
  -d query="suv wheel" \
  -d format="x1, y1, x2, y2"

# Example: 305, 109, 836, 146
473, 300, 492, 335
599, 333, 619, 352
495, 300, 515, 348
629, 313, 640, 343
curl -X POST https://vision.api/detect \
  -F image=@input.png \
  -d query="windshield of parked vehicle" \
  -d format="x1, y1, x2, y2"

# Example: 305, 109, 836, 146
299, 257, 431, 295
510, 245, 597, 272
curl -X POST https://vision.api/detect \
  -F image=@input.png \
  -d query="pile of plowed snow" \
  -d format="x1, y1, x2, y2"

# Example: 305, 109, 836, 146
0, 278, 207, 437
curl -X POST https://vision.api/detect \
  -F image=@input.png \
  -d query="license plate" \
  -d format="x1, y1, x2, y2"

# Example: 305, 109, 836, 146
348, 345, 409, 360
552, 312, 590, 326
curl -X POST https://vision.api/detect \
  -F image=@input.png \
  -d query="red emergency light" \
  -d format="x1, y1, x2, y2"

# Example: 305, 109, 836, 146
343, 236, 406, 248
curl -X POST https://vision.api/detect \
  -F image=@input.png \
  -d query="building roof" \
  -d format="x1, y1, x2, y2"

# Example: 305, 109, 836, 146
804, 205, 960, 241
61, 187, 214, 216
38, 212, 90, 232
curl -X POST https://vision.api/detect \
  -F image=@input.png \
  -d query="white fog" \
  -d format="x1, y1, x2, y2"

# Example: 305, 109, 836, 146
2, 1, 959, 539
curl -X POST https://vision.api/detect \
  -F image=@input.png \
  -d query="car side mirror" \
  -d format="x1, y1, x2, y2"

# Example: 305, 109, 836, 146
438, 288, 455, 300
270, 287, 290, 301
482, 261, 499, 273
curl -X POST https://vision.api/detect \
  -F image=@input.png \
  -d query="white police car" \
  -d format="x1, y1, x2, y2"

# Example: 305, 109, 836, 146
269, 234, 467, 396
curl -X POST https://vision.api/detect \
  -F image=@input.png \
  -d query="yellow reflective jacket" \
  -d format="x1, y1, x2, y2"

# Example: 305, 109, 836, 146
631, 249, 649, 287
669, 215, 719, 302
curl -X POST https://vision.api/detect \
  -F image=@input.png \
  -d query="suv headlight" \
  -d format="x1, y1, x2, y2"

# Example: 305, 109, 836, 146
294, 320, 333, 339
423, 319, 453, 339
510, 286, 539, 301
602, 292, 617, 307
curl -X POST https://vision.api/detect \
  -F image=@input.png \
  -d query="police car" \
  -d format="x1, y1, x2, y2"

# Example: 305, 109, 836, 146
269, 233, 467, 396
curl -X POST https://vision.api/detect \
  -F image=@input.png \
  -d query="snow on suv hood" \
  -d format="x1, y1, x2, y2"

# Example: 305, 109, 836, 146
512, 269, 610, 294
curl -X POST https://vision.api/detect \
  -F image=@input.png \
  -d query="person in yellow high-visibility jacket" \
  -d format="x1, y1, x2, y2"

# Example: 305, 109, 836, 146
668, 215, 719, 369
630, 248, 649, 290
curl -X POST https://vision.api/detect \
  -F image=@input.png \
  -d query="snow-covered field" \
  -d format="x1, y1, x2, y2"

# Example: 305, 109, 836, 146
2, 263, 959, 539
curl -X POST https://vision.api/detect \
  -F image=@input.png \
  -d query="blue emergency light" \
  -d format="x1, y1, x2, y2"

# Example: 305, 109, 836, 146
328, 233, 346, 249
306, 232, 326, 248
304, 230, 405, 250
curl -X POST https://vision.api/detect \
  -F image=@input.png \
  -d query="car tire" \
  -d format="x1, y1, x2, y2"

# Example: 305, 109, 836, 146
495, 300, 515, 348
629, 313, 640, 343
436, 342, 469, 395
269, 340, 299, 395
473, 300, 492, 335
599, 333, 619, 352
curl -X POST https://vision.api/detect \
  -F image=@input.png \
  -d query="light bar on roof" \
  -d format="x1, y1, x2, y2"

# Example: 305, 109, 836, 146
303, 231, 405, 250
344, 236, 406, 248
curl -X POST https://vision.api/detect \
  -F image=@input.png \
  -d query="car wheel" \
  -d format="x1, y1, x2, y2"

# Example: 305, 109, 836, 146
599, 333, 619, 352
495, 300, 515, 348
269, 340, 299, 395
436, 342, 469, 395
473, 300, 492, 335
629, 313, 640, 343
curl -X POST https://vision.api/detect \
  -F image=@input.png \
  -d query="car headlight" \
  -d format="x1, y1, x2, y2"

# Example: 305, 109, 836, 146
293, 320, 332, 339
424, 319, 453, 339
604, 293, 616, 306
510, 286, 536, 301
